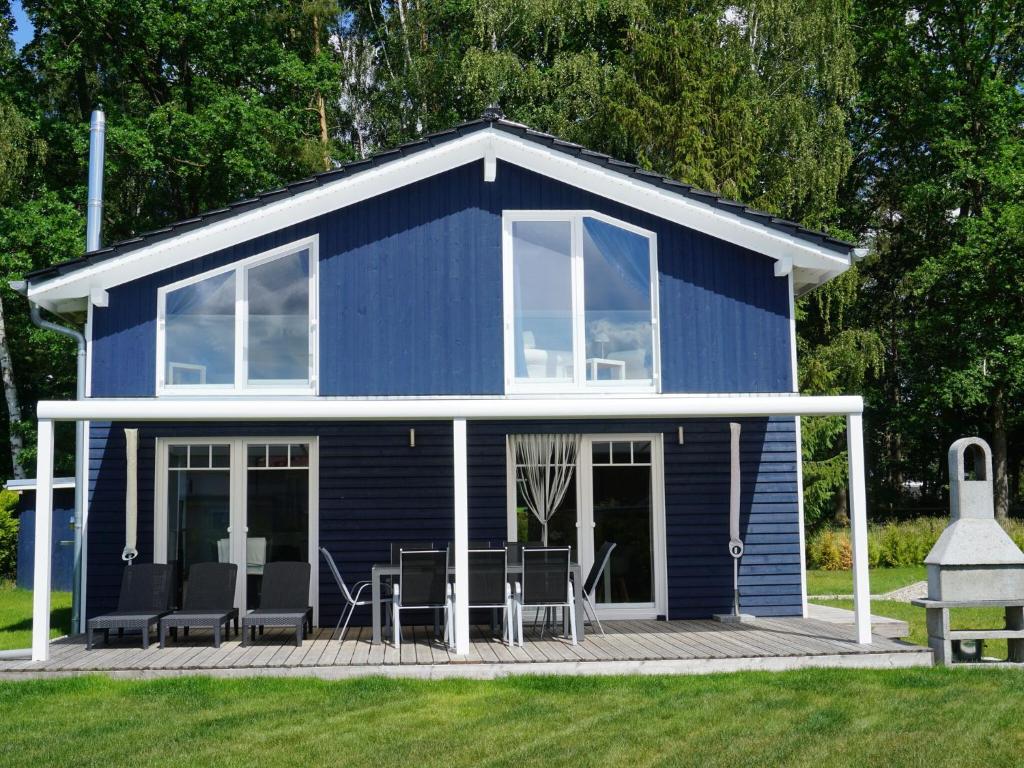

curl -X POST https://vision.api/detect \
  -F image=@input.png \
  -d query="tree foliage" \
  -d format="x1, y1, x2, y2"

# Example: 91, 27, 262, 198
0, 0, 1021, 528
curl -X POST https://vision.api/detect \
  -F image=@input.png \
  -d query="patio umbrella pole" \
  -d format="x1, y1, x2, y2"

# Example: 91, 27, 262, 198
715, 423, 754, 624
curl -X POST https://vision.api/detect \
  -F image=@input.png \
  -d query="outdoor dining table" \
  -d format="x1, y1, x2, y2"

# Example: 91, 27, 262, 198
370, 561, 585, 644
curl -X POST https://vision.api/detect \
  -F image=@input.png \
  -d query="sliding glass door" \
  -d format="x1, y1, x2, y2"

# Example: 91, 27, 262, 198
165, 443, 232, 609
156, 437, 317, 620
244, 443, 311, 611
509, 433, 667, 619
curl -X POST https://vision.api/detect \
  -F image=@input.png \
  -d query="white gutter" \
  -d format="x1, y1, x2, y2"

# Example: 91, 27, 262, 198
36, 394, 863, 422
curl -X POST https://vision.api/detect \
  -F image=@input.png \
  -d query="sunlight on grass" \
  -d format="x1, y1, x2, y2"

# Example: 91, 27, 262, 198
0, 581, 72, 651
2, 670, 1024, 767
806, 566, 926, 596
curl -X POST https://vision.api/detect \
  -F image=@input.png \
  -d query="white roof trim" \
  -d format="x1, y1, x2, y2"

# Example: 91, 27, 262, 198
36, 394, 863, 422
27, 127, 851, 308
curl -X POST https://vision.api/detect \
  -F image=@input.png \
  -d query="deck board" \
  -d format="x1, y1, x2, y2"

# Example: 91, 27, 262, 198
3, 618, 930, 677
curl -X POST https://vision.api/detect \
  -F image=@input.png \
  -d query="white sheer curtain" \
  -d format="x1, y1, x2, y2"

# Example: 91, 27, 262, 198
510, 433, 581, 545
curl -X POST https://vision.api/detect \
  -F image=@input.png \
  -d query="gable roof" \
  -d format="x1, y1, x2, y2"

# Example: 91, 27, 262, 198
22, 112, 856, 313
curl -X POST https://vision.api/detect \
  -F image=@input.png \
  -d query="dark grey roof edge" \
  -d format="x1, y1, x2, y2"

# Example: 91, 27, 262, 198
26, 118, 853, 283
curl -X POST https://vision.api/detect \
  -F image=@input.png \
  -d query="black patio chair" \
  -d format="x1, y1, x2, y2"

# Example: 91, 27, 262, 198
241, 561, 313, 647
86, 563, 174, 650
159, 562, 239, 649
465, 548, 513, 645
515, 547, 576, 646
390, 541, 434, 564
392, 549, 452, 654
320, 546, 390, 643
581, 542, 617, 637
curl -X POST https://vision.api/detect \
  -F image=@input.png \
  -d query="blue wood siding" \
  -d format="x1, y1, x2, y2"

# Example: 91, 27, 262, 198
90, 160, 793, 397
14, 488, 76, 591
86, 417, 800, 623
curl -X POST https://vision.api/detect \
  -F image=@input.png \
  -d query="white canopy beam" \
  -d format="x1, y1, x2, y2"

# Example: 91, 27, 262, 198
36, 394, 863, 422
847, 413, 872, 644
452, 419, 470, 654
32, 419, 55, 661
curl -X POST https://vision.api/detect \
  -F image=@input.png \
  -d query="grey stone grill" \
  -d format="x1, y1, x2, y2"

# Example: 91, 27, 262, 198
925, 438, 1024, 601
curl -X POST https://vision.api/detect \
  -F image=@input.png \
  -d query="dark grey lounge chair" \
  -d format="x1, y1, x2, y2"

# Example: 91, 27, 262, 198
86, 563, 174, 650
241, 561, 313, 647
159, 562, 239, 648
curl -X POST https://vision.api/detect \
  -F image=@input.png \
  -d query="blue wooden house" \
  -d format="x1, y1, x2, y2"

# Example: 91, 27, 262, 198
18, 111, 873, 661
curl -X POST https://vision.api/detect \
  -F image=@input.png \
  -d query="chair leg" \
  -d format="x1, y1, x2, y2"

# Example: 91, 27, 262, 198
567, 582, 577, 646
393, 607, 401, 656
338, 603, 356, 644
141, 625, 150, 650
214, 625, 222, 649
87, 627, 94, 650
584, 594, 606, 637
159, 622, 167, 649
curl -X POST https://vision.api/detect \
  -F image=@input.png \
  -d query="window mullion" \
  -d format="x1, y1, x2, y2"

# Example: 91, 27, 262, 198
235, 266, 246, 391
571, 215, 586, 387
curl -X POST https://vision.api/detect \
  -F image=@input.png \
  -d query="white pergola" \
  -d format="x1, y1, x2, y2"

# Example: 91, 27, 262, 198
30, 394, 872, 661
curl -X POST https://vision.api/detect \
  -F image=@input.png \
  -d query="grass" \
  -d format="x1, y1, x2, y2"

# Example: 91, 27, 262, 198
2, 670, 1024, 767
816, 598, 1013, 660
0, 581, 72, 651
806, 566, 926, 596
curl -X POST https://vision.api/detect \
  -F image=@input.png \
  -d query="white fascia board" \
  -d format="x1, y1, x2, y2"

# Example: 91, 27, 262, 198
36, 394, 863, 422
27, 126, 852, 307
489, 133, 852, 274
27, 132, 493, 307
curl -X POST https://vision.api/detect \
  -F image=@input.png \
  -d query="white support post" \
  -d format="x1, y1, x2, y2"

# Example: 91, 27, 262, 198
847, 413, 872, 644
452, 418, 470, 655
32, 419, 55, 661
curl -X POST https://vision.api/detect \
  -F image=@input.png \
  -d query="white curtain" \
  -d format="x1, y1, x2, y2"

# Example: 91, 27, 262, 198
510, 433, 581, 545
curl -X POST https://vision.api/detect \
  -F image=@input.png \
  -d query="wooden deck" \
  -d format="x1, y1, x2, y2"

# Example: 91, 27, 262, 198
0, 618, 932, 679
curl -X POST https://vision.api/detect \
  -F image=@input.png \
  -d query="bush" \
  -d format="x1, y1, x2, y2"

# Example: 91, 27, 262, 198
0, 488, 19, 581
807, 517, 1024, 570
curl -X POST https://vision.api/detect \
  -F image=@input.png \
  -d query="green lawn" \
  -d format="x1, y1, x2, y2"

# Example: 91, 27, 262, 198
806, 566, 925, 596
0, 581, 72, 651
816, 597, 1013, 660
3, 671, 1024, 767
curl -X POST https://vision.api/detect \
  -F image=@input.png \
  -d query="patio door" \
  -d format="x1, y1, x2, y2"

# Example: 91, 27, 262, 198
579, 436, 667, 619
155, 437, 318, 623
509, 433, 667, 620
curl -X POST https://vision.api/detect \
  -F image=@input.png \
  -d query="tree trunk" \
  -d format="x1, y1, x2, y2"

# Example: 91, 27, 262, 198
312, 13, 331, 172
0, 292, 25, 479
993, 384, 1009, 520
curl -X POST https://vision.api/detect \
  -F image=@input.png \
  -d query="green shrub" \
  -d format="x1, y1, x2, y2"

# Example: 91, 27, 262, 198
806, 517, 1024, 570
0, 489, 19, 581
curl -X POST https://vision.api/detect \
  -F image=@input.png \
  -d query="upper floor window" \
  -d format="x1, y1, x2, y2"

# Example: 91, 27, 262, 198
157, 237, 317, 395
503, 211, 659, 393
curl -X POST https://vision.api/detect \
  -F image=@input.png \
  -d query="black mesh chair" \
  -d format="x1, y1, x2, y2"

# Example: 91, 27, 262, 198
515, 547, 576, 646
86, 563, 174, 650
581, 542, 617, 637
390, 541, 434, 564
241, 561, 313, 647
159, 562, 239, 648
392, 549, 452, 654
466, 548, 512, 645
320, 546, 390, 643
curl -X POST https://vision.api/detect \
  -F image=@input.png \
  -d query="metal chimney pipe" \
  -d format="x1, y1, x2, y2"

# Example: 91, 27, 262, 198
86, 109, 105, 252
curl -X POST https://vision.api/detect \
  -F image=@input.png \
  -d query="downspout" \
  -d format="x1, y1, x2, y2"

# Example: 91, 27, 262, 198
29, 302, 86, 635
22, 109, 104, 634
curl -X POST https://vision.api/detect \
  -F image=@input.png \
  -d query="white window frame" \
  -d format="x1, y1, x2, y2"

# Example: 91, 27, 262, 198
505, 432, 668, 620
502, 210, 661, 394
156, 235, 319, 396
153, 436, 320, 625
